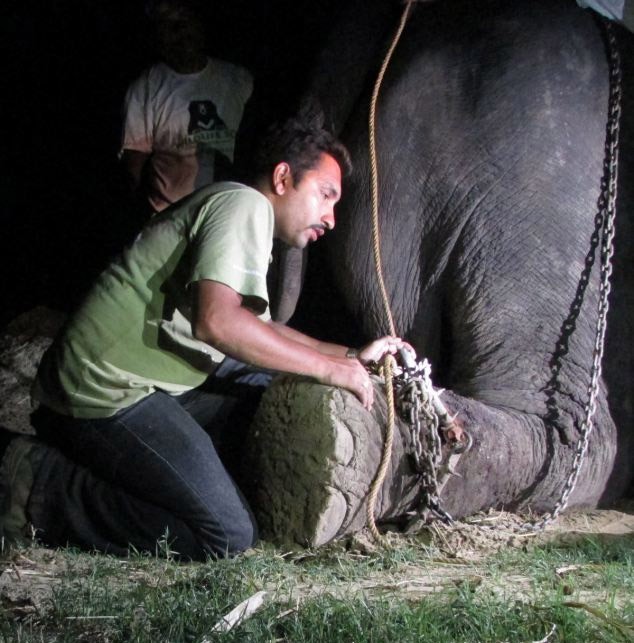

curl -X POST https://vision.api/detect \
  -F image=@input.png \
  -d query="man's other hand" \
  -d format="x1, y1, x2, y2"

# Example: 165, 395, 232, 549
357, 336, 414, 365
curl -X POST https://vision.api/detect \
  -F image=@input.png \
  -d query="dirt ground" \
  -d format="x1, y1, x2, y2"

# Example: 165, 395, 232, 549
1, 505, 633, 619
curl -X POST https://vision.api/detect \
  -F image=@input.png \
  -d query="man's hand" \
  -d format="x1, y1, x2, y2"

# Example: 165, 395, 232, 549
321, 335, 415, 410
357, 336, 414, 365
319, 356, 375, 410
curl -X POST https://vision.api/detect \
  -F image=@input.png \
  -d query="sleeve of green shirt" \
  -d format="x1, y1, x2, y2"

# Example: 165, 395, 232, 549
188, 187, 274, 315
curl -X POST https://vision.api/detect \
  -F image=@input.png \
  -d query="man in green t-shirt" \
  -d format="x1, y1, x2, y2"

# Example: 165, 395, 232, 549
0, 116, 409, 559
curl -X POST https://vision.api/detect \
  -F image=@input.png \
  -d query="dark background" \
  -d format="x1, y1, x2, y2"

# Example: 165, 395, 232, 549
0, 0, 341, 328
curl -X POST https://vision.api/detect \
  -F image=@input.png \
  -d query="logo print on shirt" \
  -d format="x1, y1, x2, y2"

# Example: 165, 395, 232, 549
188, 100, 226, 133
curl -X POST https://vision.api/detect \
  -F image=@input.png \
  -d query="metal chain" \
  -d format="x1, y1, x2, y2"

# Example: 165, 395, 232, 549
523, 20, 621, 531
393, 358, 471, 524
396, 361, 443, 512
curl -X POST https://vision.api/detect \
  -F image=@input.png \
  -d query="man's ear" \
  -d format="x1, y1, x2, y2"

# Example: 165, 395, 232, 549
272, 162, 292, 195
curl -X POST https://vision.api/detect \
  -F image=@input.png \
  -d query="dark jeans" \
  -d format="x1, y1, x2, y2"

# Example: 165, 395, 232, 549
29, 358, 272, 560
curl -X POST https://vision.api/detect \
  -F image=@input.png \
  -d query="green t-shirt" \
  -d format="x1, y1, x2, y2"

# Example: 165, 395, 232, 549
33, 182, 274, 419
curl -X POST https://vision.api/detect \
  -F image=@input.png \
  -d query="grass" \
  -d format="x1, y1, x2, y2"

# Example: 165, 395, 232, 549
1, 526, 633, 642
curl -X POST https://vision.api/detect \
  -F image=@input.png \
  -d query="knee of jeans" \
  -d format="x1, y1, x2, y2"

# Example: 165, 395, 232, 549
225, 517, 258, 557
199, 513, 258, 559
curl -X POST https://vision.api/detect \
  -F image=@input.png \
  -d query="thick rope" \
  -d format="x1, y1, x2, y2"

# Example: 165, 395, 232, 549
366, 0, 415, 542
365, 355, 397, 542
368, 0, 414, 339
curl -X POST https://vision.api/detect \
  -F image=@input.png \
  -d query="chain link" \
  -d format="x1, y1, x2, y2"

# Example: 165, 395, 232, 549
391, 358, 471, 524
523, 20, 621, 531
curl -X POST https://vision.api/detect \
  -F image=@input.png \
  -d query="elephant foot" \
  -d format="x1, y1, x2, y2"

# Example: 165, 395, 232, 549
243, 375, 617, 547
243, 376, 422, 547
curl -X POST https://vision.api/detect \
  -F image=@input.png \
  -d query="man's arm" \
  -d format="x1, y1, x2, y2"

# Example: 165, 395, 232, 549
192, 279, 375, 408
268, 321, 347, 358
269, 321, 410, 365
121, 149, 151, 190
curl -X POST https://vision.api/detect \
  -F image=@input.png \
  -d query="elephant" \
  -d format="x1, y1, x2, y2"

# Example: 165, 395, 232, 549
255, 0, 634, 523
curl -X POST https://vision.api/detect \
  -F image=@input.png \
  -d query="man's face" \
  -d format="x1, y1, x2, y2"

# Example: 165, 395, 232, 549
273, 153, 342, 249
153, 3, 206, 68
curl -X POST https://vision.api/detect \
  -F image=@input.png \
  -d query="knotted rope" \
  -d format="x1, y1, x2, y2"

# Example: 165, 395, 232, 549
365, 0, 415, 543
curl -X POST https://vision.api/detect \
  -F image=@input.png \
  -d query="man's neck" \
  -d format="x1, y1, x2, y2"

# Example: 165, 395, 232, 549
165, 54, 207, 74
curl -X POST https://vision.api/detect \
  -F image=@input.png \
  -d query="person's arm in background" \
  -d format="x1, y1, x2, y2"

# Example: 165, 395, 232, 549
121, 149, 151, 191
119, 72, 154, 199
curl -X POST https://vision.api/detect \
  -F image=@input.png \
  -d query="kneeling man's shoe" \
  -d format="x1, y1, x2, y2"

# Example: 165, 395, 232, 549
0, 431, 45, 550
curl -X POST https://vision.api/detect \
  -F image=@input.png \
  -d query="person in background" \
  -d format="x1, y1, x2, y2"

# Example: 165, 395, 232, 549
120, 0, 253, 213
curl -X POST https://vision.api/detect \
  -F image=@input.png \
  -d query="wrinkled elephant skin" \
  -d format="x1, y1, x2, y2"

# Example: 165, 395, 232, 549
294, 0, 634, 514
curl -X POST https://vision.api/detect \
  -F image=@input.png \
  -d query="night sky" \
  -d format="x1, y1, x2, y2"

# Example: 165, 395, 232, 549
1, 0, 341, 328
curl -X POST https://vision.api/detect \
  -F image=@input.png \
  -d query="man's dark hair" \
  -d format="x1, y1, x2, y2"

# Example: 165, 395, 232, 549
145, 0, 202, 21
248, 113, 352, 186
